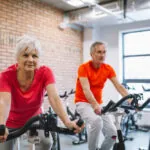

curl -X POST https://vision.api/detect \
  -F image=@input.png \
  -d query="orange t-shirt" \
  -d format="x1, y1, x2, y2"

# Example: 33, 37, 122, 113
75, 61, 116, 104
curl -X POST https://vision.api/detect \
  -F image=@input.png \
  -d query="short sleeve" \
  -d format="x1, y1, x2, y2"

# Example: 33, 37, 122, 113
108, 65, 116, 79
44, 67, 55, 87
78, 65, 88, 78
0, 73, 11, 92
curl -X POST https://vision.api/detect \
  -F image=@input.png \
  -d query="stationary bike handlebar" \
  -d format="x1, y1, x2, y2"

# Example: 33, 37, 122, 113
0, 111, 84, 141
102, 94, 142, 114
59, 89, 75, 99
120, 97, 150, 111
135, 97, 150, 110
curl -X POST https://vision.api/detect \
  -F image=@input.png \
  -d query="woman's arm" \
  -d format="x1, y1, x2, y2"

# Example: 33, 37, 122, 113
0, 92, 11, 125
0, 92, 11, 141
46, 84, 83, 132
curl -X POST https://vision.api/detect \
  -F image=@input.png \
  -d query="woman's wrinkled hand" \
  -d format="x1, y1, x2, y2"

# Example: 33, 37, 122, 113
65, 120, 85, 134
0, 127, 9, 143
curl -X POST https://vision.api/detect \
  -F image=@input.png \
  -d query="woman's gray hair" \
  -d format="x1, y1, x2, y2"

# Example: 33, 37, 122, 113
15, 35, 42, 59
90, 41, 106, 53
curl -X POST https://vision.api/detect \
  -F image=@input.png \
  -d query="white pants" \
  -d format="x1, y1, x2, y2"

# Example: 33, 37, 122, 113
76, 102, 117, 150
0, 130, 53, 150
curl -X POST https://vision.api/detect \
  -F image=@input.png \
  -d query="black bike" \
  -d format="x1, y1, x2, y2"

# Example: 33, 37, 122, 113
0, 109, 83, 150
98, 94, 142, 150
59, 89, 88, 145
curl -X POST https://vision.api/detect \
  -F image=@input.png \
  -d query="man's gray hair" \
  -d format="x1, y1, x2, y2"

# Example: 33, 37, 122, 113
90, 41, 106, 53
15, 35, 42, 59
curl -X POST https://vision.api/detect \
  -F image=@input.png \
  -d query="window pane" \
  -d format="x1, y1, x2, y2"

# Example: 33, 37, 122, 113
123, 83, 150, 105
124, 56, 150, 79
124, 30, 150, 55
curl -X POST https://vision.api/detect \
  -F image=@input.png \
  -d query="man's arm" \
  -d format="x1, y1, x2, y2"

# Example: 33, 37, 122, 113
79, 77, 100, 111
46, 84, 83, 132
110, 77, 129, 97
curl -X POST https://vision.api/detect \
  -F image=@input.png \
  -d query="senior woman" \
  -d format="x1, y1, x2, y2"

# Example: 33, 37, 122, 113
0, 35, 82, 150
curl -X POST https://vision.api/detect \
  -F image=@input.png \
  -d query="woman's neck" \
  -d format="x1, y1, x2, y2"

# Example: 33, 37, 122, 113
17, 69, 34, 81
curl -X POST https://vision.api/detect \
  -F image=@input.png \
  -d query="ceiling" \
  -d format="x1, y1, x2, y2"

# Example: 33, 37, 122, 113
40, 0, 150, 28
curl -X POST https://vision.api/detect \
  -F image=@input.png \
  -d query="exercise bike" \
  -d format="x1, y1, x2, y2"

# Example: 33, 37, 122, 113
121, 83, 149, 140
0, 108, 84, 150
59, 89, 88, 145
98, 94, 141, 150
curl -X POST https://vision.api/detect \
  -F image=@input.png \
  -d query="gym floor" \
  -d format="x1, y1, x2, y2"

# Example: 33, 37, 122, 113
59, 131, 149, 150
19, 130, 149, 150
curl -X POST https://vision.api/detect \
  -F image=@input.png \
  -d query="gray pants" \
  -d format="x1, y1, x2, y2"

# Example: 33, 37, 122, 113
76, 102, 117, 150
0, 130, 53, 150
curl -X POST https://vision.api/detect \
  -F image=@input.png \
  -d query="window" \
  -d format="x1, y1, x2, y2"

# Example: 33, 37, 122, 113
122, 29, 150, 101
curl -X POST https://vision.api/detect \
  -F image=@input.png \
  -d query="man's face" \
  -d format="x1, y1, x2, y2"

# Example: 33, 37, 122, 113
91, 44, 106, 64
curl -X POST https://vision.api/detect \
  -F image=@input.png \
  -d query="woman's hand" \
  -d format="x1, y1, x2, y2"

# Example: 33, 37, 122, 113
0, 126, 9, 142
64, 120, 85, 134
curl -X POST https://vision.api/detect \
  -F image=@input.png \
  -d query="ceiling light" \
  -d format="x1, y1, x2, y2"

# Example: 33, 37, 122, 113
81, 0, 96, 4
64, 0, 84, 7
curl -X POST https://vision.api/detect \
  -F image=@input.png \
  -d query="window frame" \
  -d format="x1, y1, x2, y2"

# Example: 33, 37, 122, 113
122, 29, 150, 84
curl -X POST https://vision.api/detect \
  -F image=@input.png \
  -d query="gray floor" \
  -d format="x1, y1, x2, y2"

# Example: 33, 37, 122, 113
59, 131, 150, 150
125, 131, 149, 150
7, 130, 149, 150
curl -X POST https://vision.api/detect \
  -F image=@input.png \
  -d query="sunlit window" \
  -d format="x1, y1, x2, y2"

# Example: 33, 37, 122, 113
122, 29, 150, 104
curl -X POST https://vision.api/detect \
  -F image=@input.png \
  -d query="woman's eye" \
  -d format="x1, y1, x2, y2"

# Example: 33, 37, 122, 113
32, 55, 38, 58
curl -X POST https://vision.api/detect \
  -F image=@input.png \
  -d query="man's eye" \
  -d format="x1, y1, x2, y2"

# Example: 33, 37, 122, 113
23, 54, 28, 57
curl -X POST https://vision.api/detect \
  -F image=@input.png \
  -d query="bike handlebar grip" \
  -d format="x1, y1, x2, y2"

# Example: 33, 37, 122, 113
0, 125, 5, 136
59, 91, 67, 98
76, 118, 84, 127
101, 100, 115, 114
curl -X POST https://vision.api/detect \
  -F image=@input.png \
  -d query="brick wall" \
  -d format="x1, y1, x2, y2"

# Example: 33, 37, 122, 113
0, 0, 83, 110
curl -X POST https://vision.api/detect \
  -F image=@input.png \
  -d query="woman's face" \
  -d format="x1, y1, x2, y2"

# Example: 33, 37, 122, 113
17, 48, 39, 72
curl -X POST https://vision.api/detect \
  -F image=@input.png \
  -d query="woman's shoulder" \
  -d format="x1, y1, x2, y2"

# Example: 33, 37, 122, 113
37, 65, 53, 73
38, 65, 50, 70
1, 64, 17, 75
0, 64, 17, 81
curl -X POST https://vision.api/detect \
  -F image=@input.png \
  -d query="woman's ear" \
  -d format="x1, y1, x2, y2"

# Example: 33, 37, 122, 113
16, 56, 19, 62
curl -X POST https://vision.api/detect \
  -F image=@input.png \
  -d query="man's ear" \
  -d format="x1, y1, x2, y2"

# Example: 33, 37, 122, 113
90, 52, 93, 57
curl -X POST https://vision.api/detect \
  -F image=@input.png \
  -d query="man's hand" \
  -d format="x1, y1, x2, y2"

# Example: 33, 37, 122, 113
93, 105, 102, 115
127, 98, 133, 105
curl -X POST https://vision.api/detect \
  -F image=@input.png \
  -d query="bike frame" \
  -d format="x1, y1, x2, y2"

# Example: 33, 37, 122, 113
100, 94, 142, 150
0, 110, 83, 150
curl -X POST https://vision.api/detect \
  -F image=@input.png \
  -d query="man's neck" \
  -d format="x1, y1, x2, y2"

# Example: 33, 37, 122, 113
91, 61, 101, 69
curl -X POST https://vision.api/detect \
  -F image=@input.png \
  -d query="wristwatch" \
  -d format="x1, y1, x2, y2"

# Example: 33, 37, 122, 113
0, 124, 5, 135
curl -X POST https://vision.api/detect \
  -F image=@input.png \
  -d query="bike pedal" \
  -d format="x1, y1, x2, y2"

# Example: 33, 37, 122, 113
28, 136, 41, 144
72, 140, 87, 145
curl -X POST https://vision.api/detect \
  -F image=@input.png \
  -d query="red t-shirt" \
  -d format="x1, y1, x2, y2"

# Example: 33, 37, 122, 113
75, 61, 116, 104
0, 64, 55, 128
